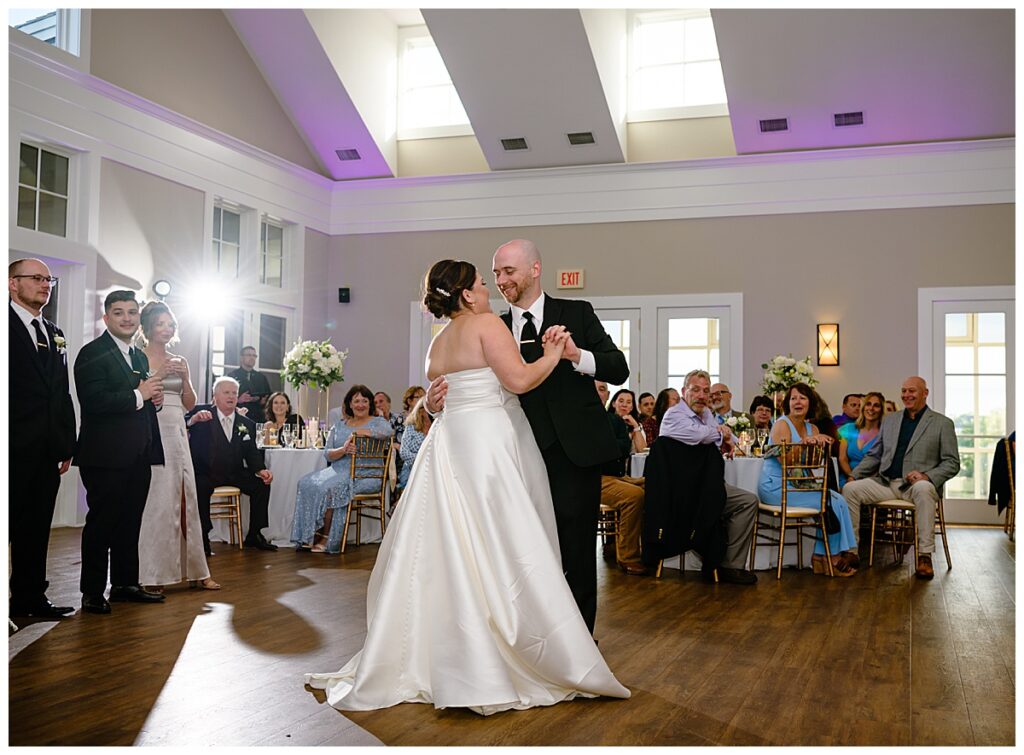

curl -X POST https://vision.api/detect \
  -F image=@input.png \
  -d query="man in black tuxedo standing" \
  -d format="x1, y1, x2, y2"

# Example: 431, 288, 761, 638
428, 239, 628, 633
9, 258, 77, 620
187, 376, 276, 554
228, 346, 271, 422
74, 290, 166, 614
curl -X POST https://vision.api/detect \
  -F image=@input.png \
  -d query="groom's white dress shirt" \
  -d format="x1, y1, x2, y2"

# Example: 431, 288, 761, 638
509, 292, 596, 376
106, 328, 144, 411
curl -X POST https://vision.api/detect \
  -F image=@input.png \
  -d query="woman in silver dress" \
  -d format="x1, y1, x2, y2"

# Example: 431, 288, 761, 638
138, 302, 219, 591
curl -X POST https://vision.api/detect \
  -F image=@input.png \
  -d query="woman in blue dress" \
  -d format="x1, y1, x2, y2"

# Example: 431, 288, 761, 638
395, 397, 431, 498
757, 382, 859, 576
839, 391, 885, 486
292, 384, 392, 553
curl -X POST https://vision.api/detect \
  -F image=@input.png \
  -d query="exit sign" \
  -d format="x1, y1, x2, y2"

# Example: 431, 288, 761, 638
557, 269, 585, 289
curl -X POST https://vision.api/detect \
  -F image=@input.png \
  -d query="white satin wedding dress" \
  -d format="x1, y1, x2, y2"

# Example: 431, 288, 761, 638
305, 367, 630, 716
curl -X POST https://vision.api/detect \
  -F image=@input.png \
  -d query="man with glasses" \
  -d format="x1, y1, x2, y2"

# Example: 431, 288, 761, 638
228, 346, 271, 422
8, 259, 77, 620
710, 382, 748, 425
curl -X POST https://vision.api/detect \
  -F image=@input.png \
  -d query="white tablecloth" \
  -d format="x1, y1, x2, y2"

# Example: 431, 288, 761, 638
210, 447, 385, 547
628, 451, 815, 572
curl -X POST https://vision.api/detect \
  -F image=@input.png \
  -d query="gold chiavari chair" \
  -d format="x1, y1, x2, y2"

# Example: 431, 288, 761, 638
340, 435, 393, 553
209, 486, 243, 549
749, 441, 833, 579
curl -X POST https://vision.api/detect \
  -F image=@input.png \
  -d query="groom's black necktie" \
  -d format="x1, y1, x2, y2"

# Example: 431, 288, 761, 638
519, 312, 542, 363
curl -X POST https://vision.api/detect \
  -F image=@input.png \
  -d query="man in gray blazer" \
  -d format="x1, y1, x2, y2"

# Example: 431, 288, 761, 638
843, 376, 960, 580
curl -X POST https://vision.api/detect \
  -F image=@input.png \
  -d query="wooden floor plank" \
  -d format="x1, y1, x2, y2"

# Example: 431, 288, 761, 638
8, 526, 1015, 746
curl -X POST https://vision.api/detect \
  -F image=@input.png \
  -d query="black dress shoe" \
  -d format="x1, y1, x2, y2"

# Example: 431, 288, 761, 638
10, 599, 75, 619
244, 534, 278, 551
716, 567, 758, 585
109, 585, 165, 603
82, 594, 112, 614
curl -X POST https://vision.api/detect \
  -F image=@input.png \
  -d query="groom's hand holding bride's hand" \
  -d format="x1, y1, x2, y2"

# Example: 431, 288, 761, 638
542, 325, 578, 362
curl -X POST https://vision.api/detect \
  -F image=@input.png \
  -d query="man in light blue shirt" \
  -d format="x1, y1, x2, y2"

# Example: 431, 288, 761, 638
659, 369, 758, 584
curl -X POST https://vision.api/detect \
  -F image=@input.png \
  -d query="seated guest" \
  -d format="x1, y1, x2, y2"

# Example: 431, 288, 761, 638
292, 385, 392, 553
637, 392, 655, 423
400, 385, 426, 423
749, 395, 774, 431
608, 388, 647, 453
809, 388, 844, 489
188, 376, 276, 554
595, 382, 646, 576
262, 391, 304, 445
710, 382, 749, 424
374, 391, 405, 446
885, 399, 898, 414
396, 397, 432, 497
839, 391, 885, 483
658, 370, 758, 584
757, 382, 858, 576
642, 387, 679, 444
833, 393, 863, 429
843, 376, 960, 580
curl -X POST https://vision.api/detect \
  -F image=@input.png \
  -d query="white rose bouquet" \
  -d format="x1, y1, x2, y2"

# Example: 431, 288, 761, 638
282, 339, 348, 390
760, 354, 818, 395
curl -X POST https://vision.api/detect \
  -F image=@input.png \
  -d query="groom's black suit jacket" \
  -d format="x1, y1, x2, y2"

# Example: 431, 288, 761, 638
73, 331, 164, 468
501, 295, 627, 468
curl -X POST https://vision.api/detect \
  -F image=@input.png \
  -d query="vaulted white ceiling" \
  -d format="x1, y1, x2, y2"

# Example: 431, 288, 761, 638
227, 8, 1014, 181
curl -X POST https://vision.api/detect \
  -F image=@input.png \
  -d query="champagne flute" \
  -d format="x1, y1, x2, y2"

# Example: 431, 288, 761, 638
281, 424, 292, 448
756, 428, 769, 455
256, 423, 265, 449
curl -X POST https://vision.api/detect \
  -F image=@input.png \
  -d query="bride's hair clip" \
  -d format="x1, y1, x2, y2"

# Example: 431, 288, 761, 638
435, 286, 451, 297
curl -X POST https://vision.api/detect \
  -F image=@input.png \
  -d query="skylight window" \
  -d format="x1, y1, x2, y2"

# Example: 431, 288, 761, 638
398, 26, 472, 140
628, 10, 728, 121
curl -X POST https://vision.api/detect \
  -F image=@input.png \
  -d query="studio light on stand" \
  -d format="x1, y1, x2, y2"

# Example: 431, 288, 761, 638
152, 279, 172, 301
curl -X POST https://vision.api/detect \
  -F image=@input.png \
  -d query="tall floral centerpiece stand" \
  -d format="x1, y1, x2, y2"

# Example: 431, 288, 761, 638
760, 354, 818, 421
281, 339, 347, 445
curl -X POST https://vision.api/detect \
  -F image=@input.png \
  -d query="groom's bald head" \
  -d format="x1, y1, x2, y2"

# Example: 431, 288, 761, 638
493, 239, 542, 308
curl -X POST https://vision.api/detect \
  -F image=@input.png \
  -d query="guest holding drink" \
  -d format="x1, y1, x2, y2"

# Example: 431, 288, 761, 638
137, 302, 219, 591
292, 385, 391, 553
262, 391, 304, 446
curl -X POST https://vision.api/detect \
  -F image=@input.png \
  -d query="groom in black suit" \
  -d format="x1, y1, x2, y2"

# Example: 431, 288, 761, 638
9, 259, 77, 619
493, 239, 628, 633
74, 290, 166, 614
187, 376, 276, 553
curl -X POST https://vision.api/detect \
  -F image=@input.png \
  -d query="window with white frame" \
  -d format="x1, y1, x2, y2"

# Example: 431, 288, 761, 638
628, 9, 728, 121
9, 8, 82, 56
398, 26, 471, 139
260, 218, 284, 288
665, 317, 720, 390
17, 142, 69, 237
212, 204, 241, 278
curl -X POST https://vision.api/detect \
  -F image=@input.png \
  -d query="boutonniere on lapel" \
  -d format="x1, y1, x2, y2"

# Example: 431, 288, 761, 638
52, 335, 67, 354
237, 424, 251, 440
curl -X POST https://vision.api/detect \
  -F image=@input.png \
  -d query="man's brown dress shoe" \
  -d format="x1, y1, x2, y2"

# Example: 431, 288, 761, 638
618, 561, 649, 576
915, 554, 935, 580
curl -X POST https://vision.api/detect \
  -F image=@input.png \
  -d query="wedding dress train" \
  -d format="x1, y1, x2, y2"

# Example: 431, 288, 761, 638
305, 367, 629, 715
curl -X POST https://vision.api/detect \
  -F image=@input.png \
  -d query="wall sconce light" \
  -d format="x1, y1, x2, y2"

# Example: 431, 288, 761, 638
817, 323, 840, 366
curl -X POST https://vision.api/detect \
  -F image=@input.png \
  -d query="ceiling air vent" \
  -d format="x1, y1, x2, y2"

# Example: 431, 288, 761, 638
335, 148, 361, 161
833, 111, 865, 127
500, 137, 529, 151
759, 118, 789, 133
567, 131, 595, 146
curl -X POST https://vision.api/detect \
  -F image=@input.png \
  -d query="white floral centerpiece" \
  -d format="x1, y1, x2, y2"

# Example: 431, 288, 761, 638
724, 414, 752, 433
282, 340, 347, 435
760, 354, 818, 395
282, 339, 347, 391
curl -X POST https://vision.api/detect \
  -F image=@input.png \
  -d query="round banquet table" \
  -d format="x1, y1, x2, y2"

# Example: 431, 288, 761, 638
209, 447, 386, 547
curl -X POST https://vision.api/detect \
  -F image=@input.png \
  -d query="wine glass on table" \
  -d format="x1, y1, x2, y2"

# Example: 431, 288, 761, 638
756, 428, 769, 455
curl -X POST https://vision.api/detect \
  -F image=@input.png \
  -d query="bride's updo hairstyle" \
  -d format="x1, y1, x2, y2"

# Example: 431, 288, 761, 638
423, 259, 477, 319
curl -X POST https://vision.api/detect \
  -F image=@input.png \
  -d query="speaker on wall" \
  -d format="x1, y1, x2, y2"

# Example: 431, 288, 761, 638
338, 287, 350, 303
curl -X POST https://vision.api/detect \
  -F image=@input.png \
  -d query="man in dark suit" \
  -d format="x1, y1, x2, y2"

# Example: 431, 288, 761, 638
9, 258, 77, 620
74, 290, 166, 614
228, 346, 271, 422
187, 376, 276, 554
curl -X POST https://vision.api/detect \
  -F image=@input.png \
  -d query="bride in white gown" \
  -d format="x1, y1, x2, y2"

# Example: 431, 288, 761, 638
305, 260, 629, 716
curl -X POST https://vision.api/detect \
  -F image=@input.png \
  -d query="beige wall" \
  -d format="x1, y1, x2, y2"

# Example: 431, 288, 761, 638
627, 116, 737, 162
302, 227, 331, 344
90, 10, 322, 175
97, 159, 206, 372
324, 204, 1013, 410
397, 135, 490, 177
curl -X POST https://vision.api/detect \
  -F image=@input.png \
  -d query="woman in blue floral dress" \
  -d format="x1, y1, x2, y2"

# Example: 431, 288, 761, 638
292, 384, 392, 553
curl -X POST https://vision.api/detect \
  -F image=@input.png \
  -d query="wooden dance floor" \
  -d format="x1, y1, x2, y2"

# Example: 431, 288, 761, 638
9, 526, 1015, 746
